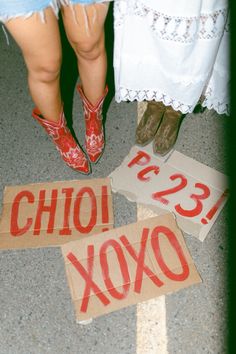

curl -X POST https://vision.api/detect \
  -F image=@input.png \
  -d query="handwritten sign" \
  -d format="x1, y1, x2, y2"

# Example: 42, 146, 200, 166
109, 146, 229, 241
61, 213, 201, 321
0, 178, 113, 249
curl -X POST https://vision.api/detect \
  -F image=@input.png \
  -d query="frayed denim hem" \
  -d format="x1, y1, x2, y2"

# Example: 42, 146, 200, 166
0, 0, 60, 24
0, 0, 111, 44
61, 0, 112, 5
0, 0, 112, 23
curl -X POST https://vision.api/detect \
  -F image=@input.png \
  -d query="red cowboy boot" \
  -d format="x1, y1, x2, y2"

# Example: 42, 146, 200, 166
77, 85, 108, 163
32, 108, 90, 174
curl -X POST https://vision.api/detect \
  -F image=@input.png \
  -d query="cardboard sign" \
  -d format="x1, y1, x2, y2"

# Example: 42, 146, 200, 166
61, 213, 201, 321
0, 178, 113, 249
109, 146, 229, 241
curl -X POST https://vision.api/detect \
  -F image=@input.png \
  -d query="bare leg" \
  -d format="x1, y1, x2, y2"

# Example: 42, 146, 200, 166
61, 3, 109, 105
5, 8, 62, 122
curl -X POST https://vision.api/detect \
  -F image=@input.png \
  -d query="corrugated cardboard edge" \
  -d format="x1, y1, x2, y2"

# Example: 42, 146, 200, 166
61, 213, 202, 321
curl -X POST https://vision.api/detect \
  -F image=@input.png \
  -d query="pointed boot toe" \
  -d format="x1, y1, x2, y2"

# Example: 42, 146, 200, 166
32, 108, 91, 174
77, 85, 108, 164
135, 101, 166, 146
153, 107, 183, 156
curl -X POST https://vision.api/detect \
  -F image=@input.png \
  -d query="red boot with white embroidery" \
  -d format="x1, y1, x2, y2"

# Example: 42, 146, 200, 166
32, 108, 90, 174
77, 85, 108, 163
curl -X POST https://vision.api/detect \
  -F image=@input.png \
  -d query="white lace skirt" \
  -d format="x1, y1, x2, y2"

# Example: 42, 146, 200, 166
114, 0, 229, 115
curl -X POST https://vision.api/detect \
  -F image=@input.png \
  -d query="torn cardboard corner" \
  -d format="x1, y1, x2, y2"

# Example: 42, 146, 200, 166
0, 178, 113, 250
61, 213, 202, 321
109, 145, 229, 241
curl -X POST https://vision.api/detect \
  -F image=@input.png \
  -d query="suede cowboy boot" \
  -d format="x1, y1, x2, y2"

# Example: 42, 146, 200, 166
77, 85, 108, 163
135, 101, 166, 146
153, 106, 183, 156
32, 108, 90, 174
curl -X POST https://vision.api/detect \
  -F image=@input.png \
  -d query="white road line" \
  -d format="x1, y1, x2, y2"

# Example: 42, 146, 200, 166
137, 296, 168, 354
136, 103, 168, 354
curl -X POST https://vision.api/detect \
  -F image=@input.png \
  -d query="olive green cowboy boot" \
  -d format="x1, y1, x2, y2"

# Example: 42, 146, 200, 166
153, 106, 184, 156
135, 101, 166, 146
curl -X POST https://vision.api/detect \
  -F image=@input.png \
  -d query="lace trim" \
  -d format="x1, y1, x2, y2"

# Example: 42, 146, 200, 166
115, 87, 229, 116
115, 87, 193, 113
114, 0, 229, 43
202, 87, 229, 116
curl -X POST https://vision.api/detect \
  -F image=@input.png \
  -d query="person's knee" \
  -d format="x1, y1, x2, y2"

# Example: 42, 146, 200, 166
28, 56, 62, 83
73, 34, 105, 61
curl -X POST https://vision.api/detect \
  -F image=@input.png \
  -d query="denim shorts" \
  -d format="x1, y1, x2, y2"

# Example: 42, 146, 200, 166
0, 0, 112, 23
